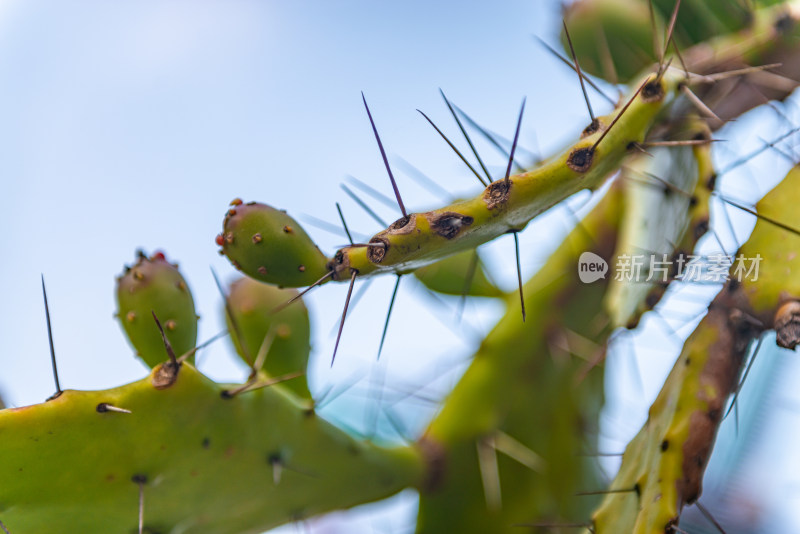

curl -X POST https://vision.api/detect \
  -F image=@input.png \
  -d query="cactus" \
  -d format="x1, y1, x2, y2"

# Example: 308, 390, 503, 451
115, 251, 198, 368
4, 1, 800, 533
222, 275, 313, 399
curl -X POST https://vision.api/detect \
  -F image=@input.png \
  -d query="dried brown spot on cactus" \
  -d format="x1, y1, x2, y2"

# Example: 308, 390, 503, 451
483, 180, 511, 209
567, 147, 595, 173
367, 238, 389, 263
775, 301, 800, 349
428, 212, 474, 239
152, 361, 181, 389
581, 118, 601, 138
388, 215, 414, 234
641, 80, 664, 102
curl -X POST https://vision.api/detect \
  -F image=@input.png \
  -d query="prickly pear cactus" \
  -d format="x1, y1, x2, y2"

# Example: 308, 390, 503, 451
4, 1, 800, 533
115, 251, 198, 368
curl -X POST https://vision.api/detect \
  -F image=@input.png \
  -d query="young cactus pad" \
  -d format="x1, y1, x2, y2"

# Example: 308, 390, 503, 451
224, 276, 312, 398
223, 72, 680, 288
115, 251, 198, 368
218, 200, 330, 287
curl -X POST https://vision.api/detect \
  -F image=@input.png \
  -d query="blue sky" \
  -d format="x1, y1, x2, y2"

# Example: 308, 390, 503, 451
1, 1, 799, 532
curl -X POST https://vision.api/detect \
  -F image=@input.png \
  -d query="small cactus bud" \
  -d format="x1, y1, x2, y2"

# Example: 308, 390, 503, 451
221, 202, 330, 288
116, 251, 198, 368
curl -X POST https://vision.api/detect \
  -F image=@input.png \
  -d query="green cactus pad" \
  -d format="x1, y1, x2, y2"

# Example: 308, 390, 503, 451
329, 72, 679, 283
413, 249, 502, 298
651, 0, 753, 47
417, 182, 625, 532
0, 364, 423, 533
592, 165, 800, 533
116, 251, 198, 368
562, 0, 659, 83
218, 200, 330, 288
225, 276, 312, 398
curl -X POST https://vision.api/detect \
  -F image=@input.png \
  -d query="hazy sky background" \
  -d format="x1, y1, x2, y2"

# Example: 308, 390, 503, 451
1, 1, 799, 532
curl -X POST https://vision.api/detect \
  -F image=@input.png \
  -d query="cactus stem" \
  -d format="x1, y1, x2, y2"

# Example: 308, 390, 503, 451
533, 36, 617, 105
694, 501, 727, 533
151, 311, 178, 366
361, 92, 407, 218
377, 274, 402, 360
332, 269, 358, 366
418, 109, 488, 187
503, 97, 526, 186
440, 89, 493, 183
341, 183, 388, 227
40, 275, 62, 401
335, 202, 354, 245
562, 20, 596, 123
95, 402, 132, 414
